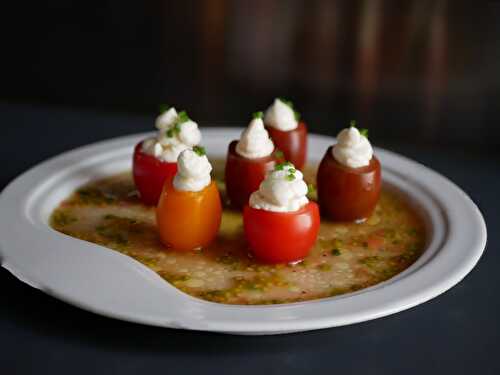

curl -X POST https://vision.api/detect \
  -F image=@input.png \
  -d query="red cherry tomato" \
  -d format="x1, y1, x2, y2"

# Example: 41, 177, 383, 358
317, 146, 381, 222
266, 121, 308, 170
132, 142, 177, 206
224, 141, 276, 209
243, 202, 320, 263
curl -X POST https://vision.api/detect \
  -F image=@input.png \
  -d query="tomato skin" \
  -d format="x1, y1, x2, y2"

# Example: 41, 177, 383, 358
156, 180, 222, 251
266, 121, 308, 170
243, 202, 320, 263
132, 142, 177, 206
224, 140, 276, 209
317, 146, 381, 222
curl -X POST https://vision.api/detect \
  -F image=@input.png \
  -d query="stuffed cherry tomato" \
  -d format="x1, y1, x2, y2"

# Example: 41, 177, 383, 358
243, 162, 320, 263
225, 112, 276, 209
133, 142, 177, 206
132, 107, 202, 205
317, 123, 381, 222
157, 147, 222, 251
264, 98, 308, 169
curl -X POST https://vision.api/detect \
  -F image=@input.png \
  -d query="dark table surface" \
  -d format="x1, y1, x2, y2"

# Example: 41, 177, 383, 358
1, 103, 498, 374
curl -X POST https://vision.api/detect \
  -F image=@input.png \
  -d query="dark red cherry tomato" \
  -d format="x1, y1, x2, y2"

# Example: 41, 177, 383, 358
224, 141, 276, 209
132, 141, 177, 206
243, 202, 320, 264
266, 121, 307, 170
317, 146, 381, 222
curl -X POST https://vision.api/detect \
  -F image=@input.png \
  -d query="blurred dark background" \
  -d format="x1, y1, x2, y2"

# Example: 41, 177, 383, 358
2, 0, 500, 153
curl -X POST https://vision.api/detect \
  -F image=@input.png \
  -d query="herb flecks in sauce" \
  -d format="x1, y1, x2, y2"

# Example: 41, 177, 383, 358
50, 162, 426, 305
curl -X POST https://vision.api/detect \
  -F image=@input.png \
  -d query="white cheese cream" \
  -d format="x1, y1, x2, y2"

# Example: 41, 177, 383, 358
332, 126, 373, 168
264, 98, 298, 131
142, 107, 202, 162
249, 163, 309, 212
236, 116, 274, 159
173, 149, 212, 192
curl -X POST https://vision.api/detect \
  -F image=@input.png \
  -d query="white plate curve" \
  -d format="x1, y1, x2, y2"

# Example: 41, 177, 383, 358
0, 128, 487, 335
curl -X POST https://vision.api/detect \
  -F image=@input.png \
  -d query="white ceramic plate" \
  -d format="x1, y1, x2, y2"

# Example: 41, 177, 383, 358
0, 129, 486, 335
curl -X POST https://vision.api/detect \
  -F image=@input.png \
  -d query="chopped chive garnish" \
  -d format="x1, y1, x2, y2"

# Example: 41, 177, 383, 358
350, 120, 356, 127
252, 111, 264, 119
359, 128, 369, 138
165, 111, 190, 137
193, 145, 206, 156
176, 111, 190, 124
332, 249, 341, 256
278, 98, 301, 121
286, 173, 295, 181
274, 161, 293, 171
278, 97, 294, 108
159, 104, 170, 113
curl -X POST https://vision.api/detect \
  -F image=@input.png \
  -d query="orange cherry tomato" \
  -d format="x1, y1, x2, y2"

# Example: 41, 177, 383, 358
317, 145, 381, 222
156, 180, 222, 251
243, 202, 320, 263
266, 121, 308, 170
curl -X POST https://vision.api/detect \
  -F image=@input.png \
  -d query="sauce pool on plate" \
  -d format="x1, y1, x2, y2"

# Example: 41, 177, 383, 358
50, 160, 426, 305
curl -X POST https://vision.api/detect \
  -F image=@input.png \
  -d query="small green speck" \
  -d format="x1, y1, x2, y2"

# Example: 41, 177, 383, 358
252, 111, 263, 119
193, 145, 206, 156
331, 249, 341, 256
158, 104, 170, 113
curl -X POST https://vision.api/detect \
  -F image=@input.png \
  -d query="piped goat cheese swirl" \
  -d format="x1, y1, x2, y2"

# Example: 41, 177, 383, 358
264, 98, 298, 131
249, 163, 309, 212
236, 116, 274, 158
173, 148, 212, 192
142, 108, 202, 162
332, 127, 373, 168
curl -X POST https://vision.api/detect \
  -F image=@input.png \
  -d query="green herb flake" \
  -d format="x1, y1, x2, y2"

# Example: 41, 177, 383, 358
51, 211, 77, 227
193, 145, 206, 156
295, 111, 301, 121
278, 97, 294, 108
176, 110, 190, 124
252, 111, 264, 119
166, 128, 175, 138
158, 104, 170, 113
274, 149, 284, 160
286, 173, 296, 181
359, 128, 369, 138
317, 263, 332, 272
331, 249, 341, 256
350, 120, 357, 128
407, 228, 417, 236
